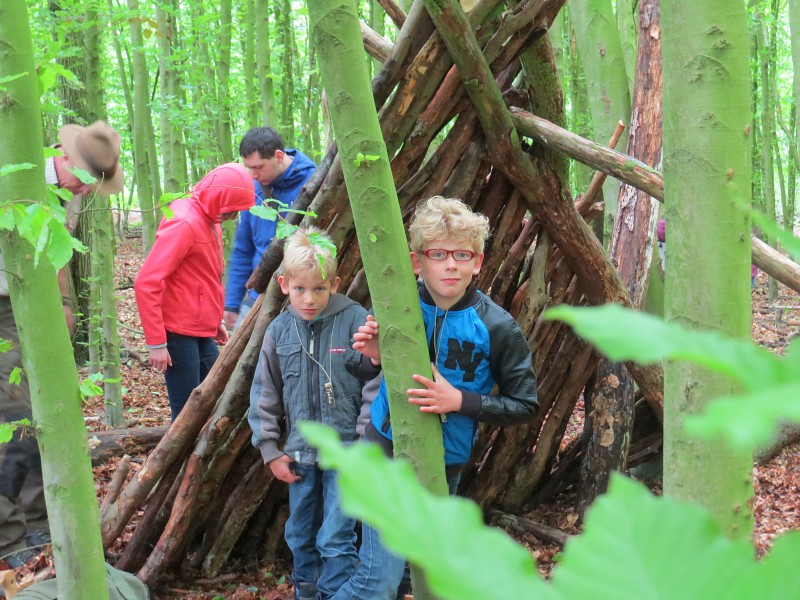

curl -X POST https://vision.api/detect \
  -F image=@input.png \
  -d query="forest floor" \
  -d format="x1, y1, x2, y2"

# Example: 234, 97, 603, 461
6, 238, 800, 599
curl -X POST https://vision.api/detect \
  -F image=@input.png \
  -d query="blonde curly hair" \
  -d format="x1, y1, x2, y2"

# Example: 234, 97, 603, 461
408, 196, 490, 253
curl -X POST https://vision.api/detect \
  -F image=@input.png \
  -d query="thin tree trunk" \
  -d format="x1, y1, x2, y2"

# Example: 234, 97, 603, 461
307, 2, 451, 597
95, 194, 124, 427
255, 0, 278, 126
570, 0, 632, 246
243, 0, 260, 128
217, 0, 234, 162
580, 0, 661, 516
128, 0, 157, 252
0, 5, 109, 596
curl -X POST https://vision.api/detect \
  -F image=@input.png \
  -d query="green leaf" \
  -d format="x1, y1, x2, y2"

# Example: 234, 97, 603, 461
683, 382, 800, 449
281, 208, 317, 217
354, 152, 365, 167
275, 220, 296, 239
307, 232, 337, 258
250, 205, 279, 221
369, 233, 377, 243
0, 338, 13, 353
9, 367, 22, 385
79, 373, 105, 400
364, 154, 380, 162
0, 207, 15, 231
550, 475, 768, 600
302, 423, 553, 600
33, 217, 50, 267
0, 419, 30, 444
543, 304, 794, 392
46, 220, 81, 270
42, 147, 63, 159
0, 72, 28, 87
0, 163, 36, 178
69, 165, 96, 185
160, 205, 175, 220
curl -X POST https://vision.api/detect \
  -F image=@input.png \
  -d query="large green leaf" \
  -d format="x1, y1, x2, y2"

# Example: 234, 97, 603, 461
683, 382, 800, 448
550, 475, 800, 600
543, 304, 795, 391
302, 423, 553, 600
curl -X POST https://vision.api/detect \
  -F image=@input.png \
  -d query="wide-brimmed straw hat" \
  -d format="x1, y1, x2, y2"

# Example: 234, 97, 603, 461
59, 121, 124, 195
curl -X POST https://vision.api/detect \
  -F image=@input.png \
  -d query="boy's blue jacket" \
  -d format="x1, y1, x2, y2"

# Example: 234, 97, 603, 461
249, 293, 377, 465
368, 285, 538, 465
224, 149, 316, 310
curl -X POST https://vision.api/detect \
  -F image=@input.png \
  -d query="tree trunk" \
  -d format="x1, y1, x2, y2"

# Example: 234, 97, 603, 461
216, 0, 234, 162
579, 0, 662, 516
662, 0, 753, 538
243, 0, 260, 128
307, 1, 451, 596
128, 0, 157, 252
95, 193, 124, 427
570, 0, 631, 246
89, 427, 168, 465
255, 0, 278, 126
0, 5, 109, 596
280, 0, 295, 147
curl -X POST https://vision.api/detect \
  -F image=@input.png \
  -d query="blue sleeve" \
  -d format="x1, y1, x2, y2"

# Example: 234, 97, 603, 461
224, 184, 262, 311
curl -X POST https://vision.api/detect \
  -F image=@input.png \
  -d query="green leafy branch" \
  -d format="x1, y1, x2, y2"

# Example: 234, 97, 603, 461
0, 419, 32, 445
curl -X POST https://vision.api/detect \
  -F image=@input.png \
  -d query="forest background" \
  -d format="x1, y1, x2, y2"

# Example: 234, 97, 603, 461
4, 0, 800, 598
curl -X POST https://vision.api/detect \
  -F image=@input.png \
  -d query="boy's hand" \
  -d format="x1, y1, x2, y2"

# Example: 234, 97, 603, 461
269, 455, 301, 483
408, 365, 462, 414
352, 315, 381, 366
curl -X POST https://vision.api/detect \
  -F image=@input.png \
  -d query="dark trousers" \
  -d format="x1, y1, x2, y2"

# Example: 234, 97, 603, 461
0, 297, 47, 555
164, 332, 219, 421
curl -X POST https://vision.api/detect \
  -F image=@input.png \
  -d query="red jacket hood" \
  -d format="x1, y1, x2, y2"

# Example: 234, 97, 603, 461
193, 163, 255, 221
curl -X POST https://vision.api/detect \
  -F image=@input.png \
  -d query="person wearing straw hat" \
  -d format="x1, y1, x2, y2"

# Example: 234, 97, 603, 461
0, 121, 124, 572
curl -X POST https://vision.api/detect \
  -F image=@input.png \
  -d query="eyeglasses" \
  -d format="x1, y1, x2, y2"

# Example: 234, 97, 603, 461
418, 249, 477, 262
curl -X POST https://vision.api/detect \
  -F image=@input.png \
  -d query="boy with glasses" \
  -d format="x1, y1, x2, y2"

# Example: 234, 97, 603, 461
335, 196, 539, 599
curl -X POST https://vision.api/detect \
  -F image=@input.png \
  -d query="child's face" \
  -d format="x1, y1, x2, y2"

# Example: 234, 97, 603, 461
279, 271, 340, 320
410, 240, 484, 309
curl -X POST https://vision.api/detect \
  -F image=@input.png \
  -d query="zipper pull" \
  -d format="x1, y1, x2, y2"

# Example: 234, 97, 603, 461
309, 329, 315, 354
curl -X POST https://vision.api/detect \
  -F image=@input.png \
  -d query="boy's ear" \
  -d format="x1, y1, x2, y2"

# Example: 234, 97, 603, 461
472, 252, 484, 275
278, 275, 290, 295
410, 251, 423, 276
329, 276, 341, 294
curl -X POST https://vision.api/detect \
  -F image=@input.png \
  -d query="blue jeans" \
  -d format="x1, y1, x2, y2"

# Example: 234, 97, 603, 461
287, 463, 358, 600
164, 332, 219, 421
330, 468, 462, 600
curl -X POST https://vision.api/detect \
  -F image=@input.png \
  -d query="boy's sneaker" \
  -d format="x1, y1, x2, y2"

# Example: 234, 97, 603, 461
3, 545, 38, 569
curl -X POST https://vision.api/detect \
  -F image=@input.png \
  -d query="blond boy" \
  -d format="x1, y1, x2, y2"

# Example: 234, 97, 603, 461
249, 227, 374, 600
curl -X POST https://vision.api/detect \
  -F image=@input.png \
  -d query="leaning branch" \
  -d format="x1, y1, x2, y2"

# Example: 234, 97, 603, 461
511, 107, 800, 295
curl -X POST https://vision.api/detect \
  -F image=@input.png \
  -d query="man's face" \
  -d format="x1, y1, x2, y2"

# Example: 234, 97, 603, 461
242, 150, 285, 186
56, 154, 94, 196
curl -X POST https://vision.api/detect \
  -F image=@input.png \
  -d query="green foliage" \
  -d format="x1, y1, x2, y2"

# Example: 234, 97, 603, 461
0, 419, 31, 444
297, 299, 800, 600
0, 338, 13, 353
79, 372, 106, 402
9, 367, 22, 386
543, 303, 797, 393
0, 161, 87, 270
304, 423, 800, 600
302, 423, 553, 600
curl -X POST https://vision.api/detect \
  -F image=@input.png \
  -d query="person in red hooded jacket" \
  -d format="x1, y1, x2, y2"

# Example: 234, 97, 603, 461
135, 163, 255, 420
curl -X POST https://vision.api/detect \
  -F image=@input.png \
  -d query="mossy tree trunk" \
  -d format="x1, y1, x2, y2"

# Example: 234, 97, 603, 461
662, 0, 754, 538
307, 1, 449, 597
0, 3, 110, 597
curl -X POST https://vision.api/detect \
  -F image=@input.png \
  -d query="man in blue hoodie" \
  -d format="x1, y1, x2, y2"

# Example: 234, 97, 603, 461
224, 127, 317, 330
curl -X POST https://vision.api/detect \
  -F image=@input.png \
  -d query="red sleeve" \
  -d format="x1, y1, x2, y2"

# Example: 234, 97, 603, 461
134, 219, 194, 346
